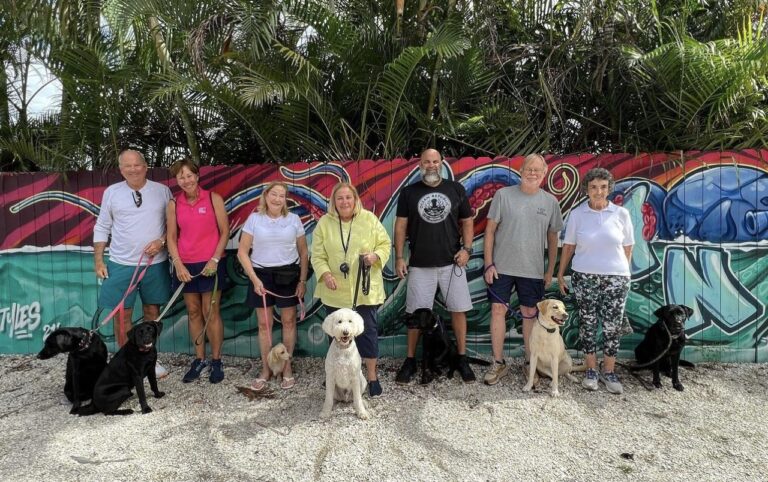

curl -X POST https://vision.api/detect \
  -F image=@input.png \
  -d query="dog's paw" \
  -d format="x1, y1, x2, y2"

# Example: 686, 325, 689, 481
69, 406, 80, 415
141, 406, 153, 414
320, 409, 332, 419
521, 384, 532, 392
653, 380, 662, 389
154, 391, 166, 399
673, 382, 684, 391
357, 410, 370, 420
550, 390, 560, 397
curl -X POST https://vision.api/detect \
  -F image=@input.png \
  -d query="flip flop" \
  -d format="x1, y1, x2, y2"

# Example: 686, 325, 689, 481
250, 378, 268, 391
280, 376, 296, 390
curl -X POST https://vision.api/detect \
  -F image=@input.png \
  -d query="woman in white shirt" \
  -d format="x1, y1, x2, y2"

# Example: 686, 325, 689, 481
237, 182, 309, 391
557, 168, 634, 395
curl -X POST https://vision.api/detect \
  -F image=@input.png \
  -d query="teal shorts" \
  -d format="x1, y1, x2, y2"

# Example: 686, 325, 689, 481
98, 259, 172, 311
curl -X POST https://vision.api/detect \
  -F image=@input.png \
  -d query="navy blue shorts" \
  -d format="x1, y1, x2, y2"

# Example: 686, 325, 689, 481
246, 266, 299, 309
172, 260, 227, 294
324, 305, 379, 359
487, 273, 544, 308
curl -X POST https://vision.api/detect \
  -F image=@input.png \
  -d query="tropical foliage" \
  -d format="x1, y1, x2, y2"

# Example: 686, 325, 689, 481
1, 0, 767, 170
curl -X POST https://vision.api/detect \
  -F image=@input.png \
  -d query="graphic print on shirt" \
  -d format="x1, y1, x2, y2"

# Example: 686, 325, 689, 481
417, 192, 452, 224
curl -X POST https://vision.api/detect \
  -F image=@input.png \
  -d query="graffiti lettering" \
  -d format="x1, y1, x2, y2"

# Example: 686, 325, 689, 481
664, 247, 764, 335
0, 302, 42, 340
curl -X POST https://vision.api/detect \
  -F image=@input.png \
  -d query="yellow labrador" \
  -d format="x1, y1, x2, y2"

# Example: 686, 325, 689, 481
522, 299, 585, 397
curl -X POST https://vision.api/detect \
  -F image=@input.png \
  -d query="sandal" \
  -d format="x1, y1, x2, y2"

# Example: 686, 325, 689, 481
280, 376, 296, 390
250, 378, 268, 391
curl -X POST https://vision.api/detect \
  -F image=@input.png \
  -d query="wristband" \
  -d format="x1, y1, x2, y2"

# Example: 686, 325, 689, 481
484, 263, 495, 273
211, 257, 220, 263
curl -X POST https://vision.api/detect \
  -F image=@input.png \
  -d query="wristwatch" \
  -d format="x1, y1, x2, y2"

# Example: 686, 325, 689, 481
460, 246, 473, 255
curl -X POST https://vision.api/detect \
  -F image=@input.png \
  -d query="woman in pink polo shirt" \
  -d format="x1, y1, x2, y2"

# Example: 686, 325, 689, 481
166, 158, 230, 384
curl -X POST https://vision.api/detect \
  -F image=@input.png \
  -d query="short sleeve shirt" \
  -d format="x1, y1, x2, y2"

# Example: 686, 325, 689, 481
396, 180, 472, 267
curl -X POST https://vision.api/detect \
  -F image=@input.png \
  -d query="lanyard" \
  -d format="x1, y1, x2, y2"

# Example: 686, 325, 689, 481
338, 215, 354, 259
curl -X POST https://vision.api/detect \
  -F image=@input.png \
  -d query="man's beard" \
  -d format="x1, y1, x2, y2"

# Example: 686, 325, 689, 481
421, 168, 442, 186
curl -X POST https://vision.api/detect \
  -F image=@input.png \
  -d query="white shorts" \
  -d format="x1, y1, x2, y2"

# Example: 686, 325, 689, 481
406, 265, 473, 314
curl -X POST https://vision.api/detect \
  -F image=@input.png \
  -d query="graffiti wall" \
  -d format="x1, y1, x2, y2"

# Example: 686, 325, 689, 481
2, 151, 767, 361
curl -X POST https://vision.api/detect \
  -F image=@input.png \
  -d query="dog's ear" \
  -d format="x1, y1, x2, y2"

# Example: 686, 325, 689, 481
537, 300, 548, 314
653, 305, 670, 318
321, 311, 338, 336
126, 325, 136, 345
681, 305, 694, 318
153, 321, 163, 337
350, 311, 365, 337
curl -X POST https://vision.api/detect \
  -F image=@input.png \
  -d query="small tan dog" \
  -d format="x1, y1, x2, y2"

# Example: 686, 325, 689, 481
522, 299, 585, 397
267, 343, 291, 382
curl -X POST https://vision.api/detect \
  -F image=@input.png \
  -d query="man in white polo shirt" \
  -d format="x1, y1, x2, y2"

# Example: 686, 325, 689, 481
93, 149, 172, 377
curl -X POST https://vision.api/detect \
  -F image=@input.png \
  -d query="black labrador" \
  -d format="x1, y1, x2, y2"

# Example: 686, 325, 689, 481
408, 308, 489, 385
77, 321, 165, 415
633, 304, 694, 391
37, 327, 108, 414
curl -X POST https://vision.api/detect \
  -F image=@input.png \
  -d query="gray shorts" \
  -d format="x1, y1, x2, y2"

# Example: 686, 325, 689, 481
406, 265, 473, 313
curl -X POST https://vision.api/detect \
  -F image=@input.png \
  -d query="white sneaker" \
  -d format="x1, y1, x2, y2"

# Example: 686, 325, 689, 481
155, 362, 169, 380
600, 371, 623, 394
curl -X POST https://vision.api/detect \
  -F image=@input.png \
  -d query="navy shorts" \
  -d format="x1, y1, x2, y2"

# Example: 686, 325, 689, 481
171, 260, 227, 294
246, 266, 299, 309
487, 273, 544, 308
324, 305, 379, 359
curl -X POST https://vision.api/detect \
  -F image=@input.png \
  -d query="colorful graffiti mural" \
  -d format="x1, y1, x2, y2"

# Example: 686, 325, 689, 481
1, 151, 767, 361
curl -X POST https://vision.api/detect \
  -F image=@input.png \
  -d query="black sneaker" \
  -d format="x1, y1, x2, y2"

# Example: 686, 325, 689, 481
395, 357, 417, 384
368, 379, 382, 397
457, 355, 476, 383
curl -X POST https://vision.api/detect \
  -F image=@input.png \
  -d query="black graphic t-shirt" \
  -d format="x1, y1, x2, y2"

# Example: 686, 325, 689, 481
396, 180, 472, 267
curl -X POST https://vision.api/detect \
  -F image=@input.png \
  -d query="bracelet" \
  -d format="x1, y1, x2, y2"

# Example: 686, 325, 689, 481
484, 263, 495, 273
211, 257, 220, 263
396, 256, 404, 260
298, 280, 307, 284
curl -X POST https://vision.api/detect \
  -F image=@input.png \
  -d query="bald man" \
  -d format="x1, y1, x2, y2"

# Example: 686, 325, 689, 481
394, 148, 476, 384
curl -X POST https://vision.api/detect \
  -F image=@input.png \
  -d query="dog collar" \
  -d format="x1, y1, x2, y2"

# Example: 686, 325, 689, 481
77, 331, 93, 351
538, 319, 557, 334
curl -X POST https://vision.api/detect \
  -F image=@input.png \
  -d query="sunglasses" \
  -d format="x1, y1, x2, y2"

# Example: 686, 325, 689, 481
132, 190, 143, 208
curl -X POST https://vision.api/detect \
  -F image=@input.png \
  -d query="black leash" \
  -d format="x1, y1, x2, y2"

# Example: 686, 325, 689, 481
615, 321, 677, 371
352, 254, 371, 310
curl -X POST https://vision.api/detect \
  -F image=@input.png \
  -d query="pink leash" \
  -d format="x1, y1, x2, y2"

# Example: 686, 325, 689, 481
92, 251, 155, 337
260, 289, 306, 348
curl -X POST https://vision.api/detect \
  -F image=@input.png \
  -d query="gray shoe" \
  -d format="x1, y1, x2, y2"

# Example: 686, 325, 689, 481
600, 371, 623, 394
483, 360, 509, 385
582, 368, 599, 391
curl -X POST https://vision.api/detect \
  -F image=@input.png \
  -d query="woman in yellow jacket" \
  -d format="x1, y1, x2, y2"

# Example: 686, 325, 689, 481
311, 182, 391, 397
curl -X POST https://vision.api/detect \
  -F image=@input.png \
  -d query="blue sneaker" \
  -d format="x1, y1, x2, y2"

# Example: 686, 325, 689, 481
582, 368, 599, 391
600, 371, 623, 394
182, 358, 208, 383
368, 379, 382, 397
209, 359, 224, 384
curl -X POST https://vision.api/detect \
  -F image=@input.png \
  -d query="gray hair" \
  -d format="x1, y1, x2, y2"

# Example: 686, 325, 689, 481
521, 153, 548, 173
581, 167, 615, 194
118, 149, 147, 166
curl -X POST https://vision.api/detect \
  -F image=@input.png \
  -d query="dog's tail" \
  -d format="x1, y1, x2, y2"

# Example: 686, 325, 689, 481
75, 403, 98, 416
570, 363, 588, 372
467, 356, 490, 367
105, 409, 135, 416
679, 360, 695, 368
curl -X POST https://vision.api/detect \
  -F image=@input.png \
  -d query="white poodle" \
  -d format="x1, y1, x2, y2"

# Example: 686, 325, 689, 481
320, 308, 369, 420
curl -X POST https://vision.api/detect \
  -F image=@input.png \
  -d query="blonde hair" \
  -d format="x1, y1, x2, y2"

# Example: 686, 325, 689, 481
327, 182, 362, 218
258, 182, 290, 217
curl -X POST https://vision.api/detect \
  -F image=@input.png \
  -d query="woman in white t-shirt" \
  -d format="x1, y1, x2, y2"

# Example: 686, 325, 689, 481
237, 182, 308, 391
557, 168, 634, 395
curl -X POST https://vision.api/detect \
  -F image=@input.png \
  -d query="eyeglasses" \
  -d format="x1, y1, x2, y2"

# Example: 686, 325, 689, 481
522, 168, 545, 175
132, 190, 143, 208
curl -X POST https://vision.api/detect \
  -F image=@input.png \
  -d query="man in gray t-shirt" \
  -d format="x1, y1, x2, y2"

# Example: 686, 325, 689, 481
482, 154, 564, 385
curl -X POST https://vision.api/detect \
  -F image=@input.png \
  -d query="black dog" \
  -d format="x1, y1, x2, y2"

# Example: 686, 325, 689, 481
408, 308, 489, 385
37, 327, 108, 414
77, 321, 165, 416
633, 304, 694, 391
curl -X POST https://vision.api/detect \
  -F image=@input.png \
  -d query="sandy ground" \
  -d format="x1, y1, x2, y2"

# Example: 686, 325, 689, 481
1, 353, 767, 481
